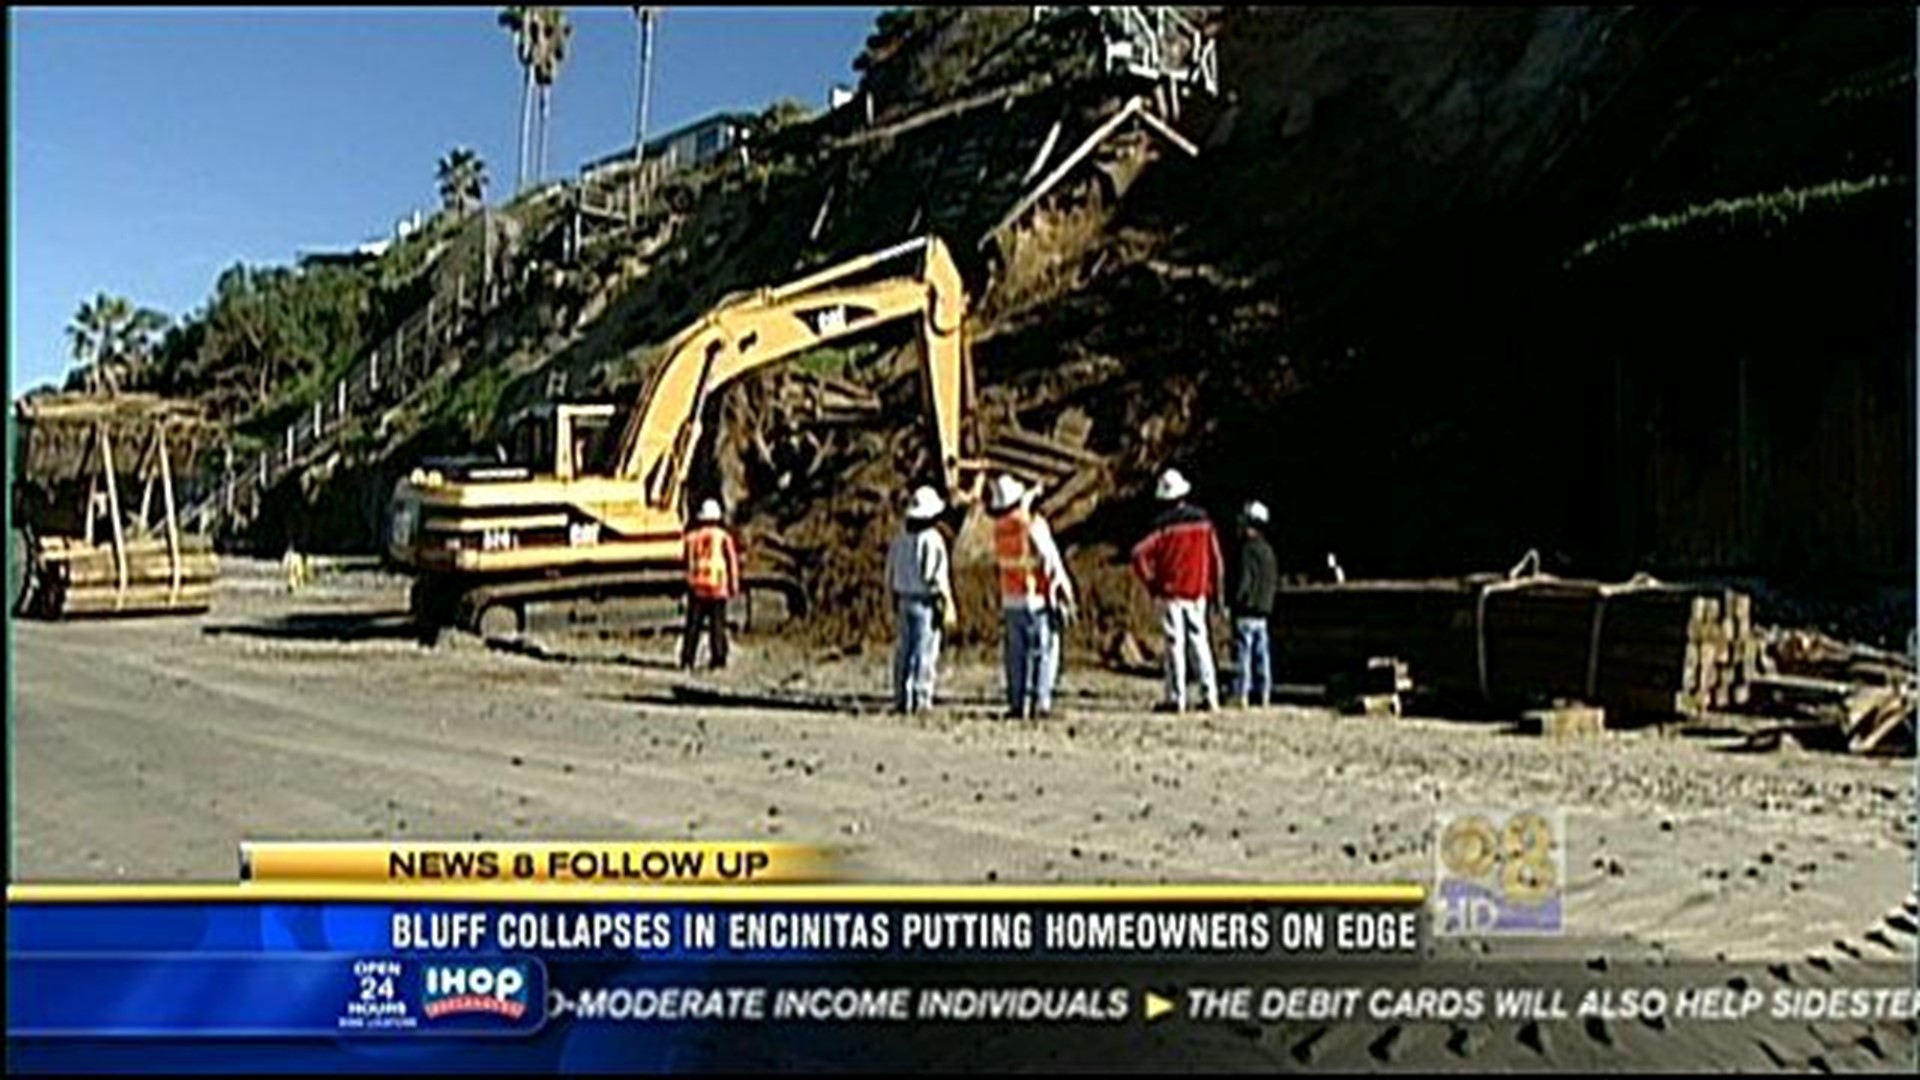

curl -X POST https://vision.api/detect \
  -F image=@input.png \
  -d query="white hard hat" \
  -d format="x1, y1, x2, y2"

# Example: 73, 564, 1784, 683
906, 485, 945, 520
696, 498, 723, 523
1244, 500, 1269, 524
1155, 468, 1191, 502
988, 474, 1026, 513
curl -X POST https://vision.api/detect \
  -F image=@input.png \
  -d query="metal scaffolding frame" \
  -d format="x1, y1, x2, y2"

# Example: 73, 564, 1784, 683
1033, 6, 1220, 101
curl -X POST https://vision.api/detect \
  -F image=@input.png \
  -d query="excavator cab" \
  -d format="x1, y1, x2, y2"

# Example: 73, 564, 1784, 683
502, 403, 627, 480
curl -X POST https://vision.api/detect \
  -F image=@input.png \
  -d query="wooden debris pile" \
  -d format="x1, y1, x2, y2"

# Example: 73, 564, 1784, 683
1745, 628, 1916, 755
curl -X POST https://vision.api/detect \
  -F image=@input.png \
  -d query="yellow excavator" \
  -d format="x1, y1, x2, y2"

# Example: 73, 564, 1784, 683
387, 234, 1098, 638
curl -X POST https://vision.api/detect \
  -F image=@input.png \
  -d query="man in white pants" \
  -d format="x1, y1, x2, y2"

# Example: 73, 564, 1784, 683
885, 485, 955, 713
1130, 468, 1226, 713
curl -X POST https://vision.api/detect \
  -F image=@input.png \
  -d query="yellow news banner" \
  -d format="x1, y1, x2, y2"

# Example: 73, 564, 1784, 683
240, 840, 833, 886
9, 841, 1427, 905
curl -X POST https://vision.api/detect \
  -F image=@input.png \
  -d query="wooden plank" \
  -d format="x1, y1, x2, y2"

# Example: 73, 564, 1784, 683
1749, 674, 1856, 701
98, 423, 129, 603
1843, 684, 1907, 733
1133, 101, 1201, 157
981, 440, 1084, 478
983, 97, 1147, 248
158, 424, 182, 599
53, 550, 216, 584
1849, 691, 1916, 754
1519, 706, 1607, 739
54, 583, 214, 616
825, 74, 1054, 151
992, 425, 1108, 465
1023, 117, 1066, 185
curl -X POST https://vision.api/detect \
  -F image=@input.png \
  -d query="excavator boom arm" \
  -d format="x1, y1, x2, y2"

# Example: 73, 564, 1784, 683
613, 236, 975, 514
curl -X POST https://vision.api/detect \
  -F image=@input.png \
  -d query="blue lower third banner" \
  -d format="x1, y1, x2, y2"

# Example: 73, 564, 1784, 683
10, 889, 1917, 1073
8, 887, 1428, 1072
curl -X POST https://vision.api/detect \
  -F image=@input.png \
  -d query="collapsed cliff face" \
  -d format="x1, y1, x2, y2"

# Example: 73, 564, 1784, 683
269, 7, 1914, 645
1023, 7, 1914, 588
746, 7, 1912, 647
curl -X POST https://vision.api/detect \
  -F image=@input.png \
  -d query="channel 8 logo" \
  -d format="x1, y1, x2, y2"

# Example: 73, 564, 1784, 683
1434, 807, 1564, 936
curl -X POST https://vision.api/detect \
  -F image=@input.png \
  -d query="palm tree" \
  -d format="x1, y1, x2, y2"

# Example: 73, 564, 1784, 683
531, 7, 572, 184
66, 293, 168, 394
65, 295, 111, 393
499, 7, 538, 192
632, 7, 660, 161
437, 147, 489, 215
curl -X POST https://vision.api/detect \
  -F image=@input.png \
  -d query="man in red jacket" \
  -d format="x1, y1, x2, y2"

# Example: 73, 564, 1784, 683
1131, 468, 1225, 713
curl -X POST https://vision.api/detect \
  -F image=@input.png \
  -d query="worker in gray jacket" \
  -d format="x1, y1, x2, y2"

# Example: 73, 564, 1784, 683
885, 485, 956, 713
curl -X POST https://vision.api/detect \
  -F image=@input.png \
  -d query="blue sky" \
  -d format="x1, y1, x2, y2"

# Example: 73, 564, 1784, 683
8, 6, 882, 396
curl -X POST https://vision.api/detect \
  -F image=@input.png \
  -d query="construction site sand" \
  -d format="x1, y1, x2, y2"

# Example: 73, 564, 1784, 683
13, 560, 1913, 967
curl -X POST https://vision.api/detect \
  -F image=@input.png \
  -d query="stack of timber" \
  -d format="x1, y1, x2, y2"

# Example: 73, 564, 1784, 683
1272, 567, 1760, 718
12, 393, 219, 620
19, 535, 217, 617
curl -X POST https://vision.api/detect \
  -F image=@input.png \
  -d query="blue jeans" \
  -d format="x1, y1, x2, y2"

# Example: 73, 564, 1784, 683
892, 595, 942, 712
1002, 607, 1057, 716
1234, 616, 1272, 706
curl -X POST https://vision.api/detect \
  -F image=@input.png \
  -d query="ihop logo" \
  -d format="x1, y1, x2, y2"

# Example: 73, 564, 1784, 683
422, 963, 531, 1021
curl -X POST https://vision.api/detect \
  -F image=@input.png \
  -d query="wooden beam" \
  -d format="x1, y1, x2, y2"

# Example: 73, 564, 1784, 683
158, 424, 182, 600
99, 423, 129, 605
808, 183, 836, 243
1134, 101, 1200, 157
824, 75, 1054, 152
1023, 118, 1065, 185
84, 472, 99, 547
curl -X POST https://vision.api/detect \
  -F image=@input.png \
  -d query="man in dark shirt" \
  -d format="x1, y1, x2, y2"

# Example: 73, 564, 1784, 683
1230, 500, 1279, 708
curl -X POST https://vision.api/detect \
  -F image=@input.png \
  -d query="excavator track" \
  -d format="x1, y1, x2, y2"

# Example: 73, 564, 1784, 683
412, 568, 808, 644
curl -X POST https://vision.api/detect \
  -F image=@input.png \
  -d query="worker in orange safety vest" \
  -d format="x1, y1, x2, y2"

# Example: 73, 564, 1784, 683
989, 474, 1076, 719
681, 498, 740, 671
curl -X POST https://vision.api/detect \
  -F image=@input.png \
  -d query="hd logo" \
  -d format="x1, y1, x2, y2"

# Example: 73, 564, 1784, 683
422, 962, 532, 1021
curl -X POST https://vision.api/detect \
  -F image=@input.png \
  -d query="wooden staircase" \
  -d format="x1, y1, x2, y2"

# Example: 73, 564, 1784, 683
180, 211, 549, 541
